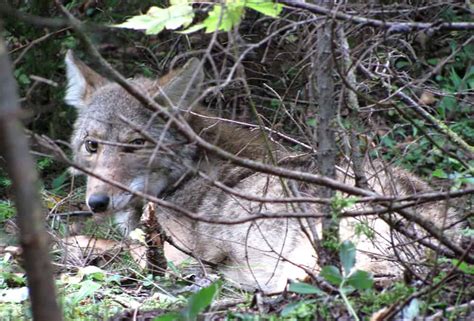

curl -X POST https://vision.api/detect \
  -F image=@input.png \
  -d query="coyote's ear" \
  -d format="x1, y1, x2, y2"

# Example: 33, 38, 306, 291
155, 58, 204, 109
64, 50, 108, 108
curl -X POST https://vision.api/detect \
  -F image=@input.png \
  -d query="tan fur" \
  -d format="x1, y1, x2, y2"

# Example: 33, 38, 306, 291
64, 52, 458, 292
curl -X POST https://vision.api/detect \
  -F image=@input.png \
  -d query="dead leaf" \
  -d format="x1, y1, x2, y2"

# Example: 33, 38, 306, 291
370, 307, 390, 321
419, 91, 436, 105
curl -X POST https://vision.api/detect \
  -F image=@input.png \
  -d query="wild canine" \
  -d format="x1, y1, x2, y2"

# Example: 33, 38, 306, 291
64, 51, 457, 292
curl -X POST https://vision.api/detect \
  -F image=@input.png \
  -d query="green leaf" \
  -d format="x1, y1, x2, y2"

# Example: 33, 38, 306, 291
450, 259, 474, 274
460, 228, 474, 238
288, 282, 324, 295
449, 68, 462, 89
78, 266, 106, 281
320, 266, 342, 286
305, 117, 316, 127
115, 14, 158, 30
339, 240, 356, 277
71, 280, 101, 304
395, 59, 410, 69
432, 168, 447, 179
179, 23, 205, 34
52, 171, 69, 190
280, 301, 301, 317
427, 58, 439, 66
203, 4, 244, 33
245, 1, 283, 18
115, 4, 194, 35
466, 66, 474, 89
346, 270, 373, 290
439, 96, 456, 113
182, 282, 219, 320
280, 299, 316, 317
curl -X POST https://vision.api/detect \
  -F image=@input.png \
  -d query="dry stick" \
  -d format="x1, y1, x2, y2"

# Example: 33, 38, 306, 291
424, 300, 474, 320
56, 5, 472, 263
337, 27, 428, 282
279, 0, 474, 32
337, 27, 369, 190
0, 33, 62, 321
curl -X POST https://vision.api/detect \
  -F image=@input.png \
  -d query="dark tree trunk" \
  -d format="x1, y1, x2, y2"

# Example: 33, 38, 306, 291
313, 0, 339, 266
0, 30, 62, 321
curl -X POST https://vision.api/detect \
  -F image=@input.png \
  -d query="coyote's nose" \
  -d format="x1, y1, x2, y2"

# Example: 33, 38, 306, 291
87, 194, 110, 213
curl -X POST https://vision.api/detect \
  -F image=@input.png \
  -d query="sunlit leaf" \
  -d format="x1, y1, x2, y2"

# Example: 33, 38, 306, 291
180, 23, 206, 34
245, 1, 283, 17
115, 4, 194, 35
115, 14, 158, 30
203, 4, 244, 33
78, 266, 106, 281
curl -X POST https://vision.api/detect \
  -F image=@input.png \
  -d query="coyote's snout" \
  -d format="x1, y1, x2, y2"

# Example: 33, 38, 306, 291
65, 52, 459, 292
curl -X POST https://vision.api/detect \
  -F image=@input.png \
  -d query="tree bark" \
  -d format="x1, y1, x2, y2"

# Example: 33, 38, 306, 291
313, 0, 339, 266
0, 29, 62, 321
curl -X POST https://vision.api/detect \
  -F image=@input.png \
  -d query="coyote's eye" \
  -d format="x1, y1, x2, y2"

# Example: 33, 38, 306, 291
123, 138, 146, 153
130, 139, 146, 146
85, 139, 98, 153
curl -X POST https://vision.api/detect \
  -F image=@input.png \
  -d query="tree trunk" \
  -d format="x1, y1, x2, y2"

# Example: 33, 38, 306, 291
313, 0, 339, 266
0, 30, 62, 321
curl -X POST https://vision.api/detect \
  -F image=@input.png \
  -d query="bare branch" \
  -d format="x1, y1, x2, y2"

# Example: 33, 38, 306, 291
279, 1, 474, 33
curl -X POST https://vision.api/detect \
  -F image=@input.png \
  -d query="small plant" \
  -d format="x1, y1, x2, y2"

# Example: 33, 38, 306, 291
282, 282, 324, 318
323, 193, 359, 250
320, 240, 374, 321
154, 281, 220, 321
283, 241, 373, 320
0, 255, 26, 289
0, 201, 15, 223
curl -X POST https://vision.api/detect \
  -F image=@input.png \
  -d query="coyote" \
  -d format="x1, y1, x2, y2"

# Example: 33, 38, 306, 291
64, 52, 456, 292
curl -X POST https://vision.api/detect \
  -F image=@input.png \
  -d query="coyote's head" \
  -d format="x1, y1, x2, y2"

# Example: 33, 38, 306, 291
64, 51, 204, 229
